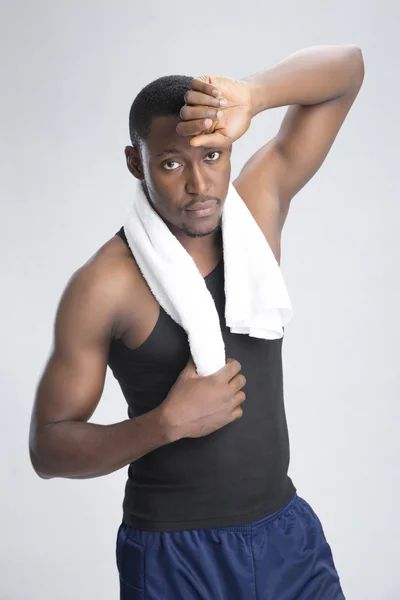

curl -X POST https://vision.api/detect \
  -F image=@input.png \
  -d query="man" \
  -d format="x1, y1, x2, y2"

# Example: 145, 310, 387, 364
29, 45, 364, 599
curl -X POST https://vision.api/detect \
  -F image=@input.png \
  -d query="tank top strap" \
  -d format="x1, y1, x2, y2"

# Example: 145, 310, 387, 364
115, 226, 128, 245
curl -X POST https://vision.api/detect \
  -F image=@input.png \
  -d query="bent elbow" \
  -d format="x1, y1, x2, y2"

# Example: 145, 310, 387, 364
29, 445, 54, 479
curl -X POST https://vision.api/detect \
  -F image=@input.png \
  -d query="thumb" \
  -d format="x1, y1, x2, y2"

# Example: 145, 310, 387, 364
182, 355, 198, 378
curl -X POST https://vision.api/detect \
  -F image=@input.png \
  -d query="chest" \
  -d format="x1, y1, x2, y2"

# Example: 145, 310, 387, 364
108, 276, 283, 418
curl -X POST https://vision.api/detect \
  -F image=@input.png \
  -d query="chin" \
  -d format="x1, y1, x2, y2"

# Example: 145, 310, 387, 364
182, 216, 222, 238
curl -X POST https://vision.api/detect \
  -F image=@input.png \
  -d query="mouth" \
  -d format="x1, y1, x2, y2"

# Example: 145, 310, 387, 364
185, 200, 217, 218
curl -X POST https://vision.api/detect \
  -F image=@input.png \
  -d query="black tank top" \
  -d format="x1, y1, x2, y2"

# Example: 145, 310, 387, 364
108, 227, 296, 531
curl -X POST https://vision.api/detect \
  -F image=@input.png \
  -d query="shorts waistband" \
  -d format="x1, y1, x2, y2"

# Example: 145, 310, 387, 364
210, 493, 299, 534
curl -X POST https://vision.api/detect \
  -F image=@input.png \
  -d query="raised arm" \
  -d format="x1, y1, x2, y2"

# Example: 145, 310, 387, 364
176, 45, 364, 243
240, 45, 365, 223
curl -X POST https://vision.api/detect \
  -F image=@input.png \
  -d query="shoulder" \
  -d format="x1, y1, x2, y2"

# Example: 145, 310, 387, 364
55, 235, 142, 341
68, 235, 138, 299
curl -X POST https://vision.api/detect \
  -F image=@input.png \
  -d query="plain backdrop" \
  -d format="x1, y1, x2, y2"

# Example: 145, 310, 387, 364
1, 1, 399, 599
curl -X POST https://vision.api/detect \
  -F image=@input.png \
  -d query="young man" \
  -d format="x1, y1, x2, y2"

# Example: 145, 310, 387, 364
29, 45, 364, 599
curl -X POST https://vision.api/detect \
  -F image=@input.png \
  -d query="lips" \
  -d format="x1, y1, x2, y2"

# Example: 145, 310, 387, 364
185, 200, 217, 219
186, 200, 216, 211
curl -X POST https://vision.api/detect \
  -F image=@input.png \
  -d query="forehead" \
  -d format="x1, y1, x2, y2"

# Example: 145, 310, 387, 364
145, 114, 191, 155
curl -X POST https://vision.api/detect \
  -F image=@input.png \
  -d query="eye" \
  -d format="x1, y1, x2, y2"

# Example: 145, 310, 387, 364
205, 151, 221, 161
162, 151, 222, 171
163, 160, 180, 171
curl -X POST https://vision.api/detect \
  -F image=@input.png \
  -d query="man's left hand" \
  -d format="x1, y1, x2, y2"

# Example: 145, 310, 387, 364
177, 75, 253, 148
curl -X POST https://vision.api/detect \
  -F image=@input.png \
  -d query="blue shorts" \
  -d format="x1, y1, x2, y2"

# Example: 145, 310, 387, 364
116, 494, 345, 599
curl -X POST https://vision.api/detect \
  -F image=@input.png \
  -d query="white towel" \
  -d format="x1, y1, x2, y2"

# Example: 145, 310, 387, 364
123, 180, 293, 377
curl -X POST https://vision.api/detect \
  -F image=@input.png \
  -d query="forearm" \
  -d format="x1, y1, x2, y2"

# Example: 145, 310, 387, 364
243, 45, 364, 116
30, 408, 171, 479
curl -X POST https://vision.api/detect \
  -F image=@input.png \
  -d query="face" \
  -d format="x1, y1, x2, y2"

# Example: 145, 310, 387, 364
125, 115, 232, 239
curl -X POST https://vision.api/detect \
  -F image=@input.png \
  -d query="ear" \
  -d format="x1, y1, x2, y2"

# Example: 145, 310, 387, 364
125, 145, 144, 180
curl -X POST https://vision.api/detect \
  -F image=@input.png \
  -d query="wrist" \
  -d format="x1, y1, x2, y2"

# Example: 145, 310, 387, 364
153, 404, 182, 444
241, 77, 270, 117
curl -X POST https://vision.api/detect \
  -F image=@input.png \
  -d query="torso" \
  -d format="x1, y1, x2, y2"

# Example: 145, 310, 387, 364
101, 181, 295, 531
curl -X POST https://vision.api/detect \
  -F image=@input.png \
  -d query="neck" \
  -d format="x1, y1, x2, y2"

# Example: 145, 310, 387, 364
173, 229, 222, 261
173, 228, 223, 276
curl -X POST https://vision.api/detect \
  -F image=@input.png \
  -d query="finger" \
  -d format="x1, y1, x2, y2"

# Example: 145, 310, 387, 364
190, 77, 220, 98
176, 118, 215, 137
180, 105, 223, 122
230, 406, 244, 421
190, 131, 229, 148
183, 355, 198, 377
185, 355, 196, 369
229, 373, 247, 396
215, 358, 242, 382
233, 391, 246, 406
184, 90, 226, 108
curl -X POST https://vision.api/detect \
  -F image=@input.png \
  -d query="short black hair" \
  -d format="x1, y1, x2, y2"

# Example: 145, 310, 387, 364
129, 75, 193, 149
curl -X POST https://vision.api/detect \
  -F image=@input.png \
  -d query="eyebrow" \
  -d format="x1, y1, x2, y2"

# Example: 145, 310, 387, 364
156, 146, 216, 157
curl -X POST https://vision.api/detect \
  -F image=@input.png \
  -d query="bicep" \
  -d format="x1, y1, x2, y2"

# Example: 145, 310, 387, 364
31, 269, 113, 433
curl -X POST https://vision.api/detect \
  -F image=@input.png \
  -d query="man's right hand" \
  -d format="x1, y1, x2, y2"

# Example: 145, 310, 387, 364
159, 356, 246, 441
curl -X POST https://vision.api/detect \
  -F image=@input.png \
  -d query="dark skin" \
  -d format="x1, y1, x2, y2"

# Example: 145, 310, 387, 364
29, 46, 364, 479
29, 115, 244, 479
125, 114, 232, 274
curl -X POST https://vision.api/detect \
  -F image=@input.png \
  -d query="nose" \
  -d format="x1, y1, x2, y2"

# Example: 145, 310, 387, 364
185, 164, 210, 196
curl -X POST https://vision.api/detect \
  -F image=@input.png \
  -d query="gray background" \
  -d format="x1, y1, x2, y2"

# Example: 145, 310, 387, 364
1, 1, 399, 598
